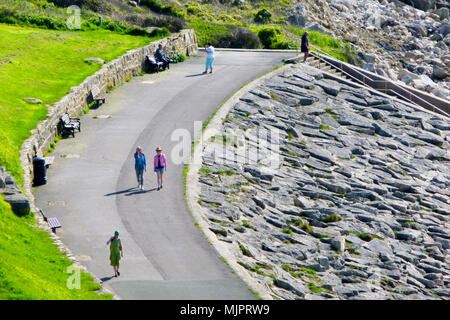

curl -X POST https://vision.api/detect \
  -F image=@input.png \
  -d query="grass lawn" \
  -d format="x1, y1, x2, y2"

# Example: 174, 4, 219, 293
0, 23, 154, 185
0, 23, 160, 300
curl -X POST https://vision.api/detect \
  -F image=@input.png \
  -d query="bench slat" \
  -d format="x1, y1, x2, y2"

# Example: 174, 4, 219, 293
48, 217, 61, 229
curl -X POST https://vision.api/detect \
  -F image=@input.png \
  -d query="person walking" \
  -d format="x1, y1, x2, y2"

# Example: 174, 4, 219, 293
301, 31, 310, 63
203, 43, 215, 74
134, 146, 146, 190
106, 230, 123, 277
154, 146, 167, 191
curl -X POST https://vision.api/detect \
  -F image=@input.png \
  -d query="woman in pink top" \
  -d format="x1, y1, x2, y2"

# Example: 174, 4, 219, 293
154, 146, 167, 190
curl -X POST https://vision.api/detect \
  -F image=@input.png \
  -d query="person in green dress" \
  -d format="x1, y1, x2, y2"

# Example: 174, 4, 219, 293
106, 230, 123, 277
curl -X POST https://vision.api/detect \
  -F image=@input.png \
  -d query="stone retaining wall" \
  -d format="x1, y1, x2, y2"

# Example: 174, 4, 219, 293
19, 29, 197, 199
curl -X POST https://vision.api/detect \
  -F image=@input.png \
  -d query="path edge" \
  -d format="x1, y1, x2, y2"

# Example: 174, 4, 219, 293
185, 62, 297, 300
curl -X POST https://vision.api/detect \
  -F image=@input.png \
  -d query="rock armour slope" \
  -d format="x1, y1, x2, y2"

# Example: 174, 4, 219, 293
195, 64, 449, 300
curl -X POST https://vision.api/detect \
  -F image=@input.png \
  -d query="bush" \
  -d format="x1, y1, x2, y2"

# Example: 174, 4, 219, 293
231, 27, 261, 49
254, 8, 271, 24
140, 0, 182, 17
258, 27, 277, 48
192, 22, 260, 49
144, 15, 187, 32
0, 8, 67, 30
148, 27, 170, 38
170, 53, 186, 63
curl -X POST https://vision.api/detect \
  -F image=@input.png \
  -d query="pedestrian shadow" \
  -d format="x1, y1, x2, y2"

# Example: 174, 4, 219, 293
100, 276, 115, 283
104, 187, 136, 197
125, 187, 158, 196
186, 72, 207, 78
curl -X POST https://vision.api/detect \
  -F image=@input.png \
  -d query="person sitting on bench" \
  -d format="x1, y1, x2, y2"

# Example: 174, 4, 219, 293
155, 44, 170, 69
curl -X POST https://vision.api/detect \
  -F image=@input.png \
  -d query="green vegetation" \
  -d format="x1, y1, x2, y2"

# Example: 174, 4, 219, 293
238, 261, 273, 278
0, 199, 112, 299
241, 220, 255, 230
238, 242, 252, 257
348, 232, 383, 242
213, 169, 235, 176
198, 167, 212, 174
322, 214, 342, 223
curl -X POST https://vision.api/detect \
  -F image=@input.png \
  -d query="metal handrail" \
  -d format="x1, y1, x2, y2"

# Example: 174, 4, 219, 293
308, 45, 449, 117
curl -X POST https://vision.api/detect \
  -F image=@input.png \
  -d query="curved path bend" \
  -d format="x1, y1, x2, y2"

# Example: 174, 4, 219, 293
34, 50, 294, 300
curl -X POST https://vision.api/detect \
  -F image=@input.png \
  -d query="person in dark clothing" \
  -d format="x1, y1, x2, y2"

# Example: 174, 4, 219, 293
301, 32, 309, 63
155, 44, 170, 69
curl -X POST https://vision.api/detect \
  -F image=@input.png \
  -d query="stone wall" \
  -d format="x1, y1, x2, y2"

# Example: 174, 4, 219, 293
19, 29, 197, 199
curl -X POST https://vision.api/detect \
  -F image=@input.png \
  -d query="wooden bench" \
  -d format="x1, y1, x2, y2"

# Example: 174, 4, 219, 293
59, 113, 81, 138
146, 55, 165, 73
90, 86, 107, 107
40, 208, 62, 233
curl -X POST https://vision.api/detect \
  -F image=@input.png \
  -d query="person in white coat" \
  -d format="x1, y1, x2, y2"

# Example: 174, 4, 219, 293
203, 43, 215, 74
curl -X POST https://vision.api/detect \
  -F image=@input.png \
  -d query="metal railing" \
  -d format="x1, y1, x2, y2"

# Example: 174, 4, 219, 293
309, 45, 449, 117
287, 38, 449, 117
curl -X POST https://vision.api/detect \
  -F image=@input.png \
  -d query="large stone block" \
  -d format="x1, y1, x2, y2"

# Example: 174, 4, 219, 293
3, 193, 31, 217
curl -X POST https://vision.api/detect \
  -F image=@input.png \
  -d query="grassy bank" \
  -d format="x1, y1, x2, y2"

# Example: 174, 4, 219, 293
0, 199, 112, 299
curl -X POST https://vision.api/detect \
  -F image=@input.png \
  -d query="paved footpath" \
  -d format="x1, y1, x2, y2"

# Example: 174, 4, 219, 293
34, 50, 294, 299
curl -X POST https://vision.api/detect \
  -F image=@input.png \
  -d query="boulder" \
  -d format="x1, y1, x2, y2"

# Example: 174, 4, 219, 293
287, 15, 306, 27
84, 57, 105, 64
401, 0, 436, 11
3, 193, 30, 217
398, 69, 420, 84
432, 65, 448, 79
305, 22, 326, 33
331, 236, 346, 252
22, 98, 43, 104
438, 23, 450, 36
434, 7, 449, 20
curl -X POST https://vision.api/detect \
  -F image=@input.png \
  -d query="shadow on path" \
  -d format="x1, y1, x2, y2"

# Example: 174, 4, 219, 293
186, 73, 207, 78
100, 275, 115, 283
104, 187, 137, 197
105, 187, 158, 197
125, 188, 157, 196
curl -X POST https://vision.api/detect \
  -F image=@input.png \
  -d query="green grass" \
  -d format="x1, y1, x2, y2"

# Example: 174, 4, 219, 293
0, 199, 112, 299
322, 214, 342, 223
0, 23, 156, 185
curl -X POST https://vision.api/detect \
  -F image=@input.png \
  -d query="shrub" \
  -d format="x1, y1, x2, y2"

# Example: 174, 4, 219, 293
170, 53, 186, 63
140, 0, 182, 17
258, 27, 278, 48
254, 8, 271, 24
144, 15, 187, 32
232, 27, 261, 49
192, 22, 260, 49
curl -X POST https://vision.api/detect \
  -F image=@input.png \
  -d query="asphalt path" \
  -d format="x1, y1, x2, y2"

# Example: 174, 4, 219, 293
34, 49, 295, 299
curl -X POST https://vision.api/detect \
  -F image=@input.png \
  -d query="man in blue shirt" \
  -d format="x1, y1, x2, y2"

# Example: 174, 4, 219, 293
155, 44, 170, 69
